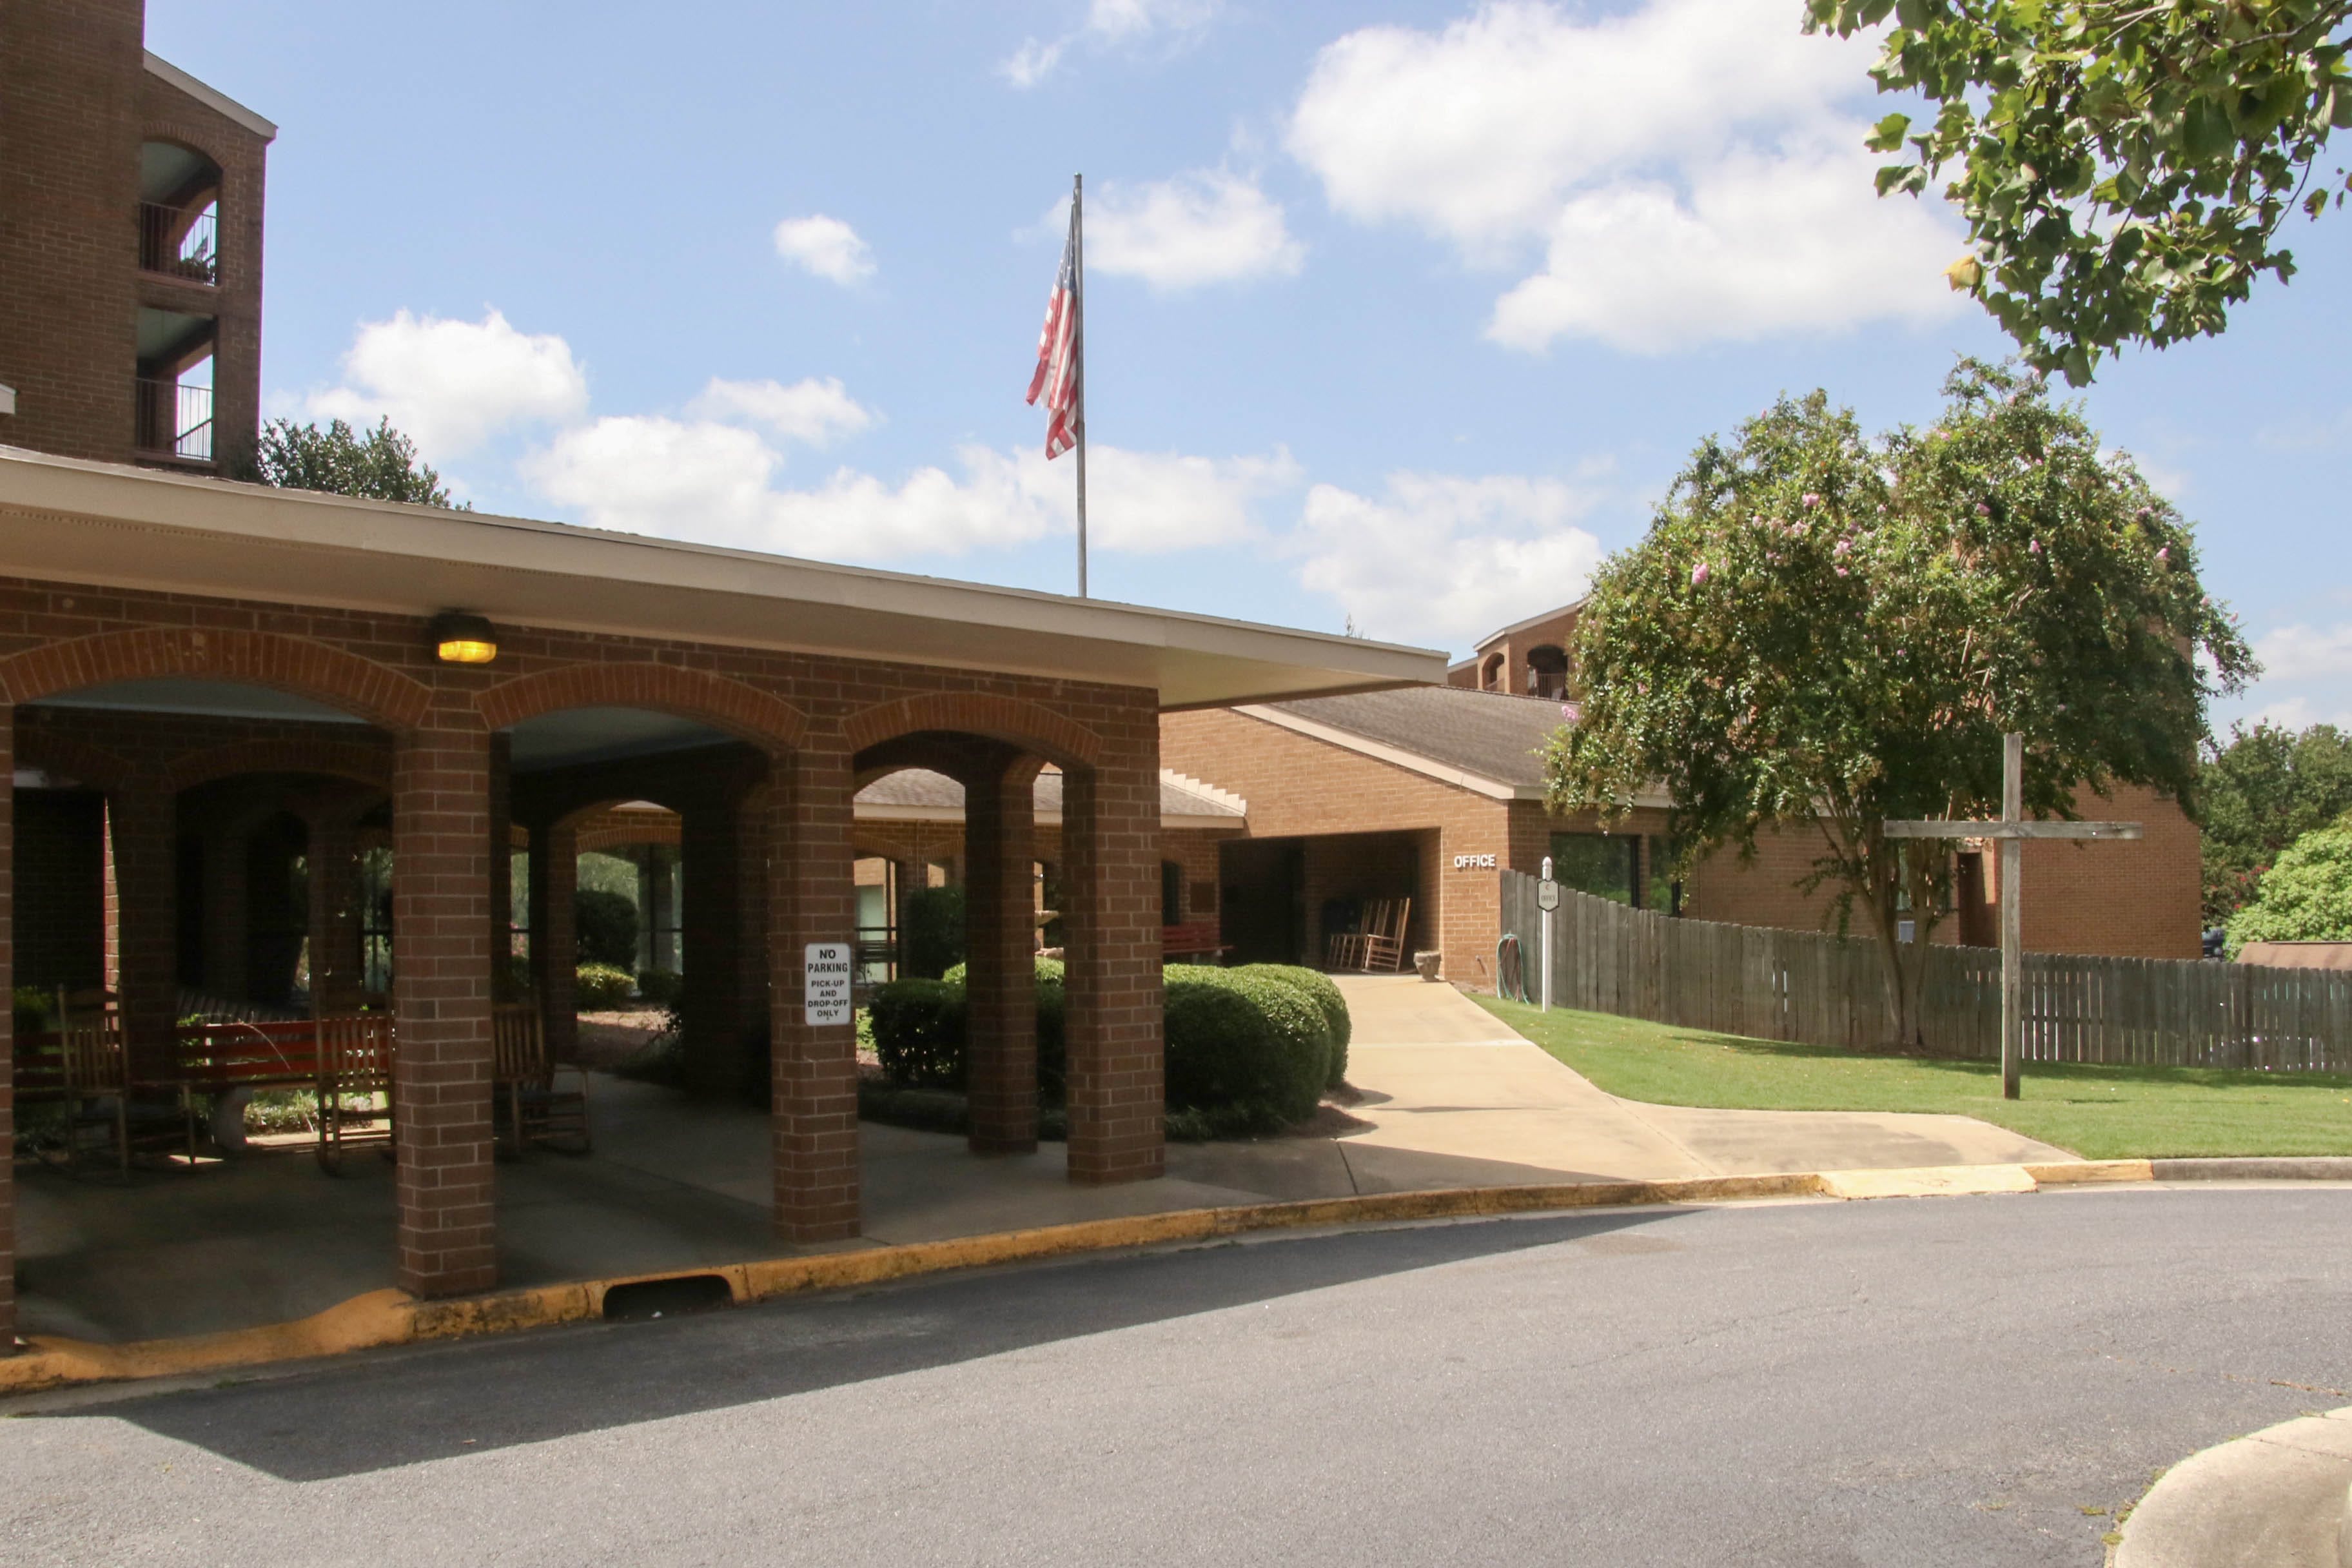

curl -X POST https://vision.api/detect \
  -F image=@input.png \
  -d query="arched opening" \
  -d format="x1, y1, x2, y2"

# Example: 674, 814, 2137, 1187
139, 140, 220, 285
1524, 644, 1569, 700
1480, 652, 1506, 692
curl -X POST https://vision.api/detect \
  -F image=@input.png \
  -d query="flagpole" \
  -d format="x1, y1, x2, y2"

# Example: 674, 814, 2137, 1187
1071, 172, 1088, 599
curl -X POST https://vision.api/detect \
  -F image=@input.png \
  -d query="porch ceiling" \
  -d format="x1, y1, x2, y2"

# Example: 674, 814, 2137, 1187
0, 447, 1445, 709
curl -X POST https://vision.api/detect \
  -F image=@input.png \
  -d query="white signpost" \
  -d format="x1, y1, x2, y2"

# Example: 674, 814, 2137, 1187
1536, 856, 1562, 1012
1883, 733, 2141, 1099
803, 941, 854, 1028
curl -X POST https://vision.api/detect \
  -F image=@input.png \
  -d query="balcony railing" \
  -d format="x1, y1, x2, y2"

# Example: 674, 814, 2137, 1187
139, 202, 219, 286
135, 379, 213, 462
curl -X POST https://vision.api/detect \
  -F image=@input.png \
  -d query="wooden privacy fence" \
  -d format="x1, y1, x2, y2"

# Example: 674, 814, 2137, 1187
1500, 869, 2352, 1072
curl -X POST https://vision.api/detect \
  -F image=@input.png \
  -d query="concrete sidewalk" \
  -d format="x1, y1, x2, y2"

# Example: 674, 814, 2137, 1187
1325, 975, 2072, 1190
2117, 1407, 2352, 1567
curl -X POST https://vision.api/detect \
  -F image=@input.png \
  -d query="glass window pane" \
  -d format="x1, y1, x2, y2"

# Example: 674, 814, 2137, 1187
1549, 832, 1635, 905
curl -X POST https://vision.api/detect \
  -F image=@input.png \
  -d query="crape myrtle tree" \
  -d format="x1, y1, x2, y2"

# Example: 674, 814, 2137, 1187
1545, 360, 2253, 1046
242, 416, 462, 507
1807, 0, 2352, 383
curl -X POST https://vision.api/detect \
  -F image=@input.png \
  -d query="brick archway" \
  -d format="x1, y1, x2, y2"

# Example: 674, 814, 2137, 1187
161, 738, 395, 796
0, 628, 432, 732
476, 662, 810, 752
841, 692, 1102, 769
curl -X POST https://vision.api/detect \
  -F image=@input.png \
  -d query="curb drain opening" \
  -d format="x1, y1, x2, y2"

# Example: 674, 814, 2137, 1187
603, 1275, 734, 1323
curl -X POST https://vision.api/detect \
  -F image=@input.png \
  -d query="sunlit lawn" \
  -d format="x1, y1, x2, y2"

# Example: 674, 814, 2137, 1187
1475, 996, 2352, 1160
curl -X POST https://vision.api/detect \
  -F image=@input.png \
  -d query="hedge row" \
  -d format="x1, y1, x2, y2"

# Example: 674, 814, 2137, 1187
867, 961, 1349, 1134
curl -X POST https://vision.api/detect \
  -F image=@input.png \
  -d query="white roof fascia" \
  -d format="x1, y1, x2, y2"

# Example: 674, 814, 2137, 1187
1159, 768, 1247, 818
0, 446, 1444, 709
144, 53, 278, 142
1234, 704, 1533, 801
1470, 595, 1589, 655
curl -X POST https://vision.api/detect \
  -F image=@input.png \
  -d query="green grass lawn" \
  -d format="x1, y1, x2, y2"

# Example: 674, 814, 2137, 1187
1475, 996, 2352, 1160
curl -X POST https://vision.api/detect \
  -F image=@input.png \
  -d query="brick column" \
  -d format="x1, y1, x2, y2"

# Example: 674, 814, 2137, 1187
487, 735, 513, 1001
964, 759, 1039, 1153
525, 818, 578, 1064
391, 713, 496, 1298
679, 799, 745, 1097
0, 705, 16, 1347
1062, 744, 1164, 1185
200, 823, 251, 998
109, 789, 178, 1077
770, 741, 859, 1241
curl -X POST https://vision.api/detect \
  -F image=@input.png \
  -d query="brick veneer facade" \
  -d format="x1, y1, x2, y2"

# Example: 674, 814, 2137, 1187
0, 574, 1168, 1340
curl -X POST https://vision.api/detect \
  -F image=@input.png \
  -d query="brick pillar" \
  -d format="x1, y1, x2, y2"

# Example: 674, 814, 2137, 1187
736, 785, 772, 1051
679, 799, 745, 1097
964, 759, 1039, 1154
487, 735, 513, 1001
391, 714, 496, 1298
306, 810, 364, 1014
0, 705, 16, 1347
770, 741, 859, 1241
1062, 745, 1164, 1185
109, 789, 178, 1077
526, 818, 578, 1064
200, 823, 251, 997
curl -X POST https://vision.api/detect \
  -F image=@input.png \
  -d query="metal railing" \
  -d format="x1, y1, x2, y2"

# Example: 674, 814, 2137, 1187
133, 378, 213, 460
139, 201, 219, 284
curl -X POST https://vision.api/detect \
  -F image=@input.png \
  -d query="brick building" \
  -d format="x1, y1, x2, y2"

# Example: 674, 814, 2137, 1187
1170, 618, 2206, 985
0, 0, 1440, 1346
0, 1, 273, 474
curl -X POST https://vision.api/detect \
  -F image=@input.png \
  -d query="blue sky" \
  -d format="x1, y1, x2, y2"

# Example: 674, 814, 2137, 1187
149, 0, 2351, 730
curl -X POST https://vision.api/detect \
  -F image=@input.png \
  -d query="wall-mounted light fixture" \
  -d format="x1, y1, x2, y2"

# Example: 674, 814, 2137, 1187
430, 610, 498, 665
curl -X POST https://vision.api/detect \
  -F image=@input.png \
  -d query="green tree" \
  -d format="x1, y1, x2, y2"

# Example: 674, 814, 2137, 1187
2224, 818, 2352, 952
2199, 721, 2352, 923
1545, 359, 2253, 1045
244, 416, 462, 507
1807, 0, 2352, 383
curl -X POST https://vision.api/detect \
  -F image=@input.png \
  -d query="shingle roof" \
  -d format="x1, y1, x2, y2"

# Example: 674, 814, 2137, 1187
1260, 686, 1569, 789
855, 767, 1247, 823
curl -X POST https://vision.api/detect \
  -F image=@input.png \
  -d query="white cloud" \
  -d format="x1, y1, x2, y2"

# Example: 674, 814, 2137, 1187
523, 413, 1294, 563
1290, 471, 1605, 645
2255, 623, 2352, 684
304, 308, 587, 456
772, 215, 876, 286
688, 377, 876, 446
1000, 0, 1222, 87
1086, 171, 1304, 291
1287, 0, 1962, 351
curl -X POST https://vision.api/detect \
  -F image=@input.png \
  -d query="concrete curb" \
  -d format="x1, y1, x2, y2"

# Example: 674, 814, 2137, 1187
2115, 1406, 2352, 1567
3, 1157, 2344, 1396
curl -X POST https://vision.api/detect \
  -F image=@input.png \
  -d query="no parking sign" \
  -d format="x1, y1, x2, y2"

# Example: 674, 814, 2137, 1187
804, 942, 853, 1026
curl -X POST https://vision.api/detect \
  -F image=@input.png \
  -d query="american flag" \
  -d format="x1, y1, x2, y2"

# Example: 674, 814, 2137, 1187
1024, 215, 1080, 459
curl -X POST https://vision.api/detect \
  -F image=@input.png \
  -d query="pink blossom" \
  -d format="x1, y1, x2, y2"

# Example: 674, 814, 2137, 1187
2155, 546, 2170, 563
1560, 703, 1582, 723
1834, 538, 1853, 558
2028, 538, 2042, 554
1692, 561, 1710, 586
1974, 501, 1992, 516
1835, 565, 1850, 578
1802, 492, 1822, 508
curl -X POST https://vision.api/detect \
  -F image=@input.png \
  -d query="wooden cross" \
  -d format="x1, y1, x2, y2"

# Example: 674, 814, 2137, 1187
1883, 733, 2141, 1100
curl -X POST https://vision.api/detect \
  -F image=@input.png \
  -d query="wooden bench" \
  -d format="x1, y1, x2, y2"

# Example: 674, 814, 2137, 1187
1162, 920, 1231, 965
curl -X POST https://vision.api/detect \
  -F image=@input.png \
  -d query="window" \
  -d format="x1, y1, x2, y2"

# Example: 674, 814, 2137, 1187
1642, 835, 1682, 916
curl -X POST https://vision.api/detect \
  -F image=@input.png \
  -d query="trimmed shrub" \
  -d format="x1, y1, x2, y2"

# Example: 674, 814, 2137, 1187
576, 963, 636, 1011
1162, 968, 1324, 1130
868, 979, 968, 1088
941, 956, 1065, 988
1235, 964, 1351, 1087
635, 967, 683, 1008
574, 888, 639, 967
902, 887, 967, 979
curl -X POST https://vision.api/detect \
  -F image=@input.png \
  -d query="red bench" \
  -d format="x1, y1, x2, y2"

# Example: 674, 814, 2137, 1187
1162, 921, 1230, 964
